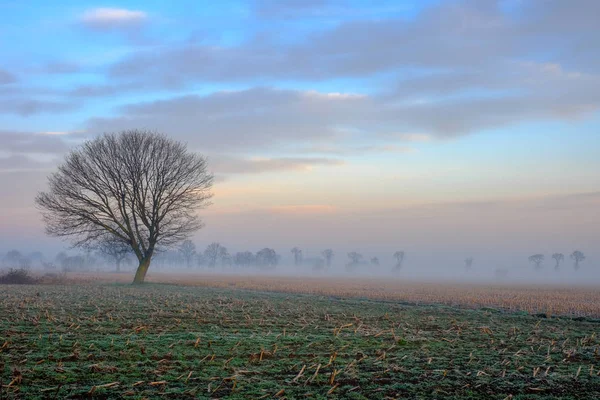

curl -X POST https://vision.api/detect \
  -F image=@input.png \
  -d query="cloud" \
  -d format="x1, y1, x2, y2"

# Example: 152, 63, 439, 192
388, 133, 431, 143
80, 7, 147, 29
210, 155, 343, 175
68, 82, 146, 97
0, 69, 17, 84
301, 144, 415, 156
94, 0, 600, 142
0, 154, 57, 173
88, 58, 600, 154
3, 0, 600, 161
106, 2, 509, 82
0, 99, 75, 116
86, 87, 374, 151
269, 204, 337, 214
42, 62, 81, 74
253, 0, 414, 20
254, 0, 332, 18
0, 131, 71, 155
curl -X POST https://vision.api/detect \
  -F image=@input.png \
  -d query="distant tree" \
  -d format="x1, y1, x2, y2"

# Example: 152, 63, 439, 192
528, 254, 544, 270
346, 252, 363, 271
153, 250, 182, 270
291, 247, 303, 266
310, 258, 326, 272
61, 254, 86, 272
321, 249, 334, 268
3, 250, 30, 268
393, 251, 405, 271
196, 252, 206, 267
204, 243, 228, 267
370, 257, 380, 266
221, 249, 232, 267
465, 257, 474, 271
29, 251, 45, 265
42, 261, 57, 271
4, 250, 22, 262
348, 252, 363, 264
55, 252, 68, 267
570, 250, 586, 271
35, 130, 213, 284
97, 236, 132, 273
551, 253, 564, 271
234, 251, 255, 267
179, 240, 197, 268
256, 248, 278, 269
84, 249, 98, 271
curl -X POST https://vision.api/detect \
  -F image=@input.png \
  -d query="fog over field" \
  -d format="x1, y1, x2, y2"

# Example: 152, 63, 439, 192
1, 0, 599, 286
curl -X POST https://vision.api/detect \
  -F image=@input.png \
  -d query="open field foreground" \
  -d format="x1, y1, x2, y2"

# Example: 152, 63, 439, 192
77, 272, 600, 319
1, 283, 600, 399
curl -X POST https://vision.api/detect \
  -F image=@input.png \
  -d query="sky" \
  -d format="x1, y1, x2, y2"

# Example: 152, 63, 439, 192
1, 0, 599, 270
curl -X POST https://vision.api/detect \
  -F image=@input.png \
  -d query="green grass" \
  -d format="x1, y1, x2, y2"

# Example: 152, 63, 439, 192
0, 283, 599, 399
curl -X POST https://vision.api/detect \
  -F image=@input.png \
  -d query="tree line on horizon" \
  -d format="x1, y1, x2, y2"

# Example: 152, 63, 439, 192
2, 245, 589, 279
528, 251, 586, 271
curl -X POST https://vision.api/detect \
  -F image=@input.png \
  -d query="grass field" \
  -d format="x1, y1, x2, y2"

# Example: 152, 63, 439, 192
76, 272, 600, 318
1, 282, 599, 399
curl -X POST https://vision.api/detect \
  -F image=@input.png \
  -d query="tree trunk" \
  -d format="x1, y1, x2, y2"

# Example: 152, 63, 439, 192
133, 257, 151, 284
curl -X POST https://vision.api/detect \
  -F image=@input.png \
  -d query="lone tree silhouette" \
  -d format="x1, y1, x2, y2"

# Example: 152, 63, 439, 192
321, 249, 334, 268
528, 254, 544, 270
35, 130, 213, 284
465, 257, 474, 271
551, 253, 564, 271
393, 251, 405, 271
291, 247, 303, 266
571, 250, 586, 271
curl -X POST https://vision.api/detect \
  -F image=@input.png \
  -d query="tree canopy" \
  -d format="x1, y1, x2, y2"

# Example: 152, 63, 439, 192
36, 130, 213, 283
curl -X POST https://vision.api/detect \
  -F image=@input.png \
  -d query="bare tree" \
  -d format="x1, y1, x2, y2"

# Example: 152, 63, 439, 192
60, 254, 86, 272
179, 240, 197, 268
234, 251, 255, 267
465, 257, 474, 271
35, 130, 213, 284
256, 248, 278, 269
528, 254, 544, 270
347, 252, 363, 271
221, 249, 232, 267
3, 250, 31, 268
97, 235, 131, 273
570, 250, 586, 271
311, 258, 326, 272
321, 249, 334, 268
393, 251, 405, 271
55, 252, 68, 268
291, 247, 303, 266
196, 252, 206, 267
370, 257, 380, 266
551, 253, 564, 271
204, 243, 228, 268
29, 251, 45, 266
